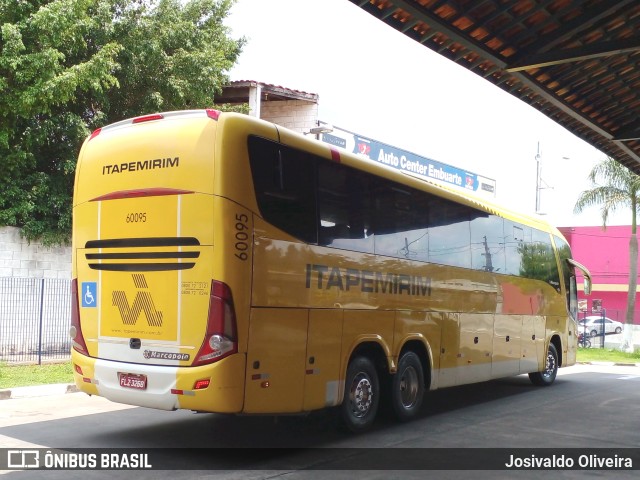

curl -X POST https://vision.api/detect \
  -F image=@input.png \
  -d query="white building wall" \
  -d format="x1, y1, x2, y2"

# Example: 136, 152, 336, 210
261, 100, 318, 134
0, 226, 71, 279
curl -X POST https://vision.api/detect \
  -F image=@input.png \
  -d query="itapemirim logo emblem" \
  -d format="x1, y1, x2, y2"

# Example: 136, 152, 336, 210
112, 274, 163, 327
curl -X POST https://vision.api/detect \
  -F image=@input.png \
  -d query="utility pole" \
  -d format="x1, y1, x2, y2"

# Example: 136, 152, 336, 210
482, 235, 494, 272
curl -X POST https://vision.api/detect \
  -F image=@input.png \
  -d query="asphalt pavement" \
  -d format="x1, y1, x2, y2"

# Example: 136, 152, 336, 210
2, 363, 640, 479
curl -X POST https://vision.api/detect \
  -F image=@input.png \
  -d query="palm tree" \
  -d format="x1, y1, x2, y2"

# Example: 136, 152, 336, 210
574, 157, 640, 352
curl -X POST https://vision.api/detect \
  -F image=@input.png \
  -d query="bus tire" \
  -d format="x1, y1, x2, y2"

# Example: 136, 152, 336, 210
529, 343, 558, 386
340, 356, 380, 433
391, 351, 425, 422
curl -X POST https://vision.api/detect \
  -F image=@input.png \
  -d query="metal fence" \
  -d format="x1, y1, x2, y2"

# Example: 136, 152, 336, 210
0, 277, 632, 363
578, 309, 630, 349
0, 277, 71, 364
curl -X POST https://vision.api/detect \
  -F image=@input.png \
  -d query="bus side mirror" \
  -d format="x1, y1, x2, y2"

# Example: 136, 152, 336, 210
566, 258, 591, 296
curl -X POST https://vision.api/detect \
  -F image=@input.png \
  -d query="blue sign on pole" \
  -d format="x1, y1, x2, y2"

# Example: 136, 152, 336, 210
81, 282, 97, 308
353, 135, 477, 190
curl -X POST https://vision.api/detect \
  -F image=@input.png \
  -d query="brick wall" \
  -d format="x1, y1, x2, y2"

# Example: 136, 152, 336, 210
261, 100, 318, 133
0, 226, 71, 279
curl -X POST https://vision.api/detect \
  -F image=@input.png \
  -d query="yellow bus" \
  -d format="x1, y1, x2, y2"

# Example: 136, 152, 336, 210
70, 110, 591, 432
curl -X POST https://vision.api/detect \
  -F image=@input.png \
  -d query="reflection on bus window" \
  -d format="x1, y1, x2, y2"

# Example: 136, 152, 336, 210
248, 134, 569, 290
317, 161, 374, 254
428, 199, 471, 269
470, 213, 505, 273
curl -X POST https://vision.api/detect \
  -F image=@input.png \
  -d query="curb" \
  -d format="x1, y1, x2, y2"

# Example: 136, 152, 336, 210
579, 361, 640, 367
0, 383, 79, 400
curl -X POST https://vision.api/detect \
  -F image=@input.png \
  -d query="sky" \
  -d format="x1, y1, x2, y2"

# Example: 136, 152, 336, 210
223, 0, 630, 228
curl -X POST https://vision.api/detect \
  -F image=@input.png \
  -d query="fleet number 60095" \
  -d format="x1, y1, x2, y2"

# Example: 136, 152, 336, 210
126, 213, 147, 223
234, 213, 249, 261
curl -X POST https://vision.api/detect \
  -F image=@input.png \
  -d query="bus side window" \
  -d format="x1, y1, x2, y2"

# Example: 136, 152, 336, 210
248, 136, 317, 244
530, 229, 561, 292
317, 161, 374, 253
371, 178, 429, 262
504, 220, 530, 276
427, 197, 471, 269
469, 212, 505, 273
554, 235, 577, 317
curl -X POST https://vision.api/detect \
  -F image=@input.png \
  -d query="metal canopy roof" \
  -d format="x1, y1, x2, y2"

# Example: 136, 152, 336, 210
351, 0, 640, 174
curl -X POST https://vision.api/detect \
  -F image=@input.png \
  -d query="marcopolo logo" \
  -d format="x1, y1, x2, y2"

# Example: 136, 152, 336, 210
143, 350, 190, 361
112, 274, 163, 327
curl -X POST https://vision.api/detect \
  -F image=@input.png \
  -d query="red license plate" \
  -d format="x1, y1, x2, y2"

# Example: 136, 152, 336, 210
118, 373, 147, 390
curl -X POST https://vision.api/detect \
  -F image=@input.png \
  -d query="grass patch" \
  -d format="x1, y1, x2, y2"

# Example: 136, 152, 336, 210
0, 361, 74, 389
577, 347, 640, 364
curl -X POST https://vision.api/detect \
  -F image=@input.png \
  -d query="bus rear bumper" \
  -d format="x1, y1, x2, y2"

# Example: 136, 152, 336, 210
71, 350, 245, 413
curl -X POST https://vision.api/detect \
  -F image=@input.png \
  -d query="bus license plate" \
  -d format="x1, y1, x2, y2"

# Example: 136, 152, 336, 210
118, 373, 147, 390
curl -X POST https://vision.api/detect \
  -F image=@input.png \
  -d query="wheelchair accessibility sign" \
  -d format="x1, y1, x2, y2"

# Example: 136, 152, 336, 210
82, 282, 97, 308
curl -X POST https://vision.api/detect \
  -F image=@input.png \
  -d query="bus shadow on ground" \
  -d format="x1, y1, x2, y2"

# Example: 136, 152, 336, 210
86, 374, 542, 449
2, 375, 554, 451
2, 374, 596, 471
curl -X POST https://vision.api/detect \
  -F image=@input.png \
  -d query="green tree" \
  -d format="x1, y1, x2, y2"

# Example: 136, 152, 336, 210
0, 0, 244, 245
574, 157, 640, 352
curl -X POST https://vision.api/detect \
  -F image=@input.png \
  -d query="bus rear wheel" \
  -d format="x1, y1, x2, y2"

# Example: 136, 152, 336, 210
529, 343, 558, 386
340, 356, 380, 433
391, 351, 425, 422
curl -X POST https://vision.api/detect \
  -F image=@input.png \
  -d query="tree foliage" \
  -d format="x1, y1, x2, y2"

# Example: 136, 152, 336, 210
574, 157, 640, 229
517, 242, 557, 285
574, 157, 640, 352
0, 0, 244, 244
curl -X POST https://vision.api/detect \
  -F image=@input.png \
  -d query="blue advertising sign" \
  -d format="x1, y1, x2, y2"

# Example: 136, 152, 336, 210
321, 128, 496, 195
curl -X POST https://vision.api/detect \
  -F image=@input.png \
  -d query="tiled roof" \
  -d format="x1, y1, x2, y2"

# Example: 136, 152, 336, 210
352, 0, 640, 174
216, 80, 319, 103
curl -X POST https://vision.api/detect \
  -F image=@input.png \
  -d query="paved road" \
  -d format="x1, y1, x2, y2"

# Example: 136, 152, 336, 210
1, 364, 639, 479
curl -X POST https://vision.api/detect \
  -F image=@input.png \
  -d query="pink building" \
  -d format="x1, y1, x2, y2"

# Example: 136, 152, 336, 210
559, 226, 639, 324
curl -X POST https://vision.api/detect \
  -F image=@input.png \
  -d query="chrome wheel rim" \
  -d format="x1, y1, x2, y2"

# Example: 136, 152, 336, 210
349, 372, 373, 418
542, 350, 556, 378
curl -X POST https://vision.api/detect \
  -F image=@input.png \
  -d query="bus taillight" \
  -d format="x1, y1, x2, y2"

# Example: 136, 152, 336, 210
69, 279, 90, 356
206, 109, 221, 120
193, 280, 238, 366
88, 128, 102, 141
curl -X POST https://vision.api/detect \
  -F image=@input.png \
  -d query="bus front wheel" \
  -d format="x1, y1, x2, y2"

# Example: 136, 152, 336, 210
391, 351, 425, 422
340, 356, 380, 432
529, 343, 558, 386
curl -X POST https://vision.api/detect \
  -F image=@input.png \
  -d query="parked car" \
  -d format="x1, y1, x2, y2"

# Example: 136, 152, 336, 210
578, 316, 624, 337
